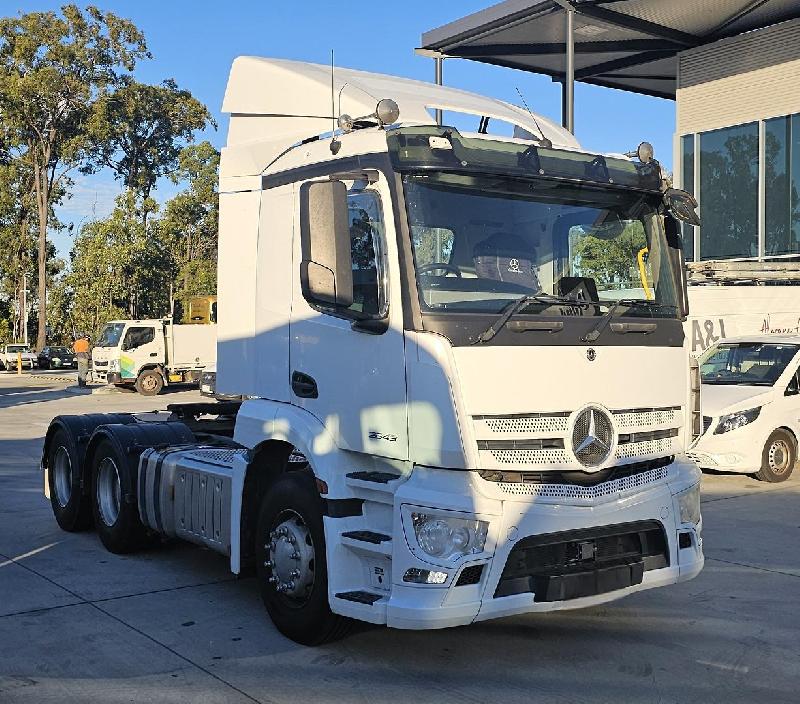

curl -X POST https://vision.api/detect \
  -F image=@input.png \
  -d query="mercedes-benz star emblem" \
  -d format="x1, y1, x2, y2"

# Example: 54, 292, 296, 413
572, 407, 614, 468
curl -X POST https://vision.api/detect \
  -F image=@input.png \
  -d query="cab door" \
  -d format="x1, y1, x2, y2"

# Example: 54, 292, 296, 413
120, 324, 164, 379
289, 171, 409, 460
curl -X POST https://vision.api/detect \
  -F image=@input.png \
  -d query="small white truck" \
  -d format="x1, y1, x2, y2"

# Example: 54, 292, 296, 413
91, 319, 216, 395
1, 343, 37, 370
42, 58, 703, 645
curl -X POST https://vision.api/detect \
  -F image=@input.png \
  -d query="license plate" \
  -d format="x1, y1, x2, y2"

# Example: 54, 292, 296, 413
201, 384, 212, 393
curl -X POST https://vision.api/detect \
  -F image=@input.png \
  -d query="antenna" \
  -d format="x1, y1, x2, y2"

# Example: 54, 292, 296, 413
330, 50, 341, 154
515, 87, 552, 148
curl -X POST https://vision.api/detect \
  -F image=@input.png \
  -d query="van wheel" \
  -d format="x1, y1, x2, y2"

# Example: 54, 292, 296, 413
47, 428, 93, 531
135, 370, 163, 396
91, 439, 147, 553
255, 472, 353, 645
755, 430, 796, 482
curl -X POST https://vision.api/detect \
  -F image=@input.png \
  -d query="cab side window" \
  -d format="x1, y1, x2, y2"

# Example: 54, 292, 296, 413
347, 190, 386, 318
122, 327, 155, 351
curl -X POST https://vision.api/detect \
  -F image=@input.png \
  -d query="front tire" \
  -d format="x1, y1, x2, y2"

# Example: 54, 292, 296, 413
91, 439, 147, 553
255, 472, 352, 645
135, 370, 164, 396
755, 429, 796, 482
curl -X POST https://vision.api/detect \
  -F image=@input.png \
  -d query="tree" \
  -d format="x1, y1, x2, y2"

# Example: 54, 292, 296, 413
89, 77, 214, 213
0, 5, 149, 349
159, 142, 220, 308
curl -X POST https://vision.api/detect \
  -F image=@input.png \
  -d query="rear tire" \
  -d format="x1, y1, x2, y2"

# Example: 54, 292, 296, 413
47, 428, 93, 531
91, 439, 147, 553
755, 429, 796, 482
255, 472, 352, 645
135, 370, 163, 396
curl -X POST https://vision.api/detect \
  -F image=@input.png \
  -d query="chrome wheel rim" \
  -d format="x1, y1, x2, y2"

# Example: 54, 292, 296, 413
768, 439, 791, 474
264, 510, 315, 605
96, 457, 122, 526
53, 446, 72, 508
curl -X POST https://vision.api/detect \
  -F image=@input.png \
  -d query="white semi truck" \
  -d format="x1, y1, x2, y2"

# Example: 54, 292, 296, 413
42, 58, 704, 645
91, 318, 216, 395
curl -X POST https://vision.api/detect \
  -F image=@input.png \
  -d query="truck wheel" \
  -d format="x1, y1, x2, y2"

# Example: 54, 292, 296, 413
90, 439, 147, 553
755, 429, 796, 482
135, 370, 163, 396
256, 472, 352, 645
47, 428, 93, 531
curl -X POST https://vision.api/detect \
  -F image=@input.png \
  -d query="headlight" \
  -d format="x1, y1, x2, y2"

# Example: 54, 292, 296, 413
108, 359, 120, 372
676, 483, 701, 525
411, 512, 488, 562
714, 407, 761, 434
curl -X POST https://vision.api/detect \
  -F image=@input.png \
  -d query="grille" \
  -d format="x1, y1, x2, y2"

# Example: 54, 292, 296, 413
495, 520, 669, 601
572, 407, 613, 467
455, 564, 485, 586
613, 408, 677, 429
185, 448, 248, 466
496, 465, 669, 499
488, 449, 569, 465
478, 414, 569, 434
615, 437, 673, 459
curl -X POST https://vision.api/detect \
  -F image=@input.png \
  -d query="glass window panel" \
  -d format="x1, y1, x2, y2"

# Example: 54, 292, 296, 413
765, 114, 800, 256
699, 122, 759, 259
681, 134, 695, 261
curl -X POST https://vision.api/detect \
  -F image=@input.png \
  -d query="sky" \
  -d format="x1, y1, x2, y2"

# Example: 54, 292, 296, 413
10, 0, 676, 258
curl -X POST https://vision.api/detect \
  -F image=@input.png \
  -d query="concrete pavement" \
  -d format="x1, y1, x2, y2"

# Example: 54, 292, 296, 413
0, 372, 798, 703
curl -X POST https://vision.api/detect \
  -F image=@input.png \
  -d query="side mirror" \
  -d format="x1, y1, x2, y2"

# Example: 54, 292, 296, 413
664, 188, 700, 226
299, 181, 354, 309
664, 214, 690, 319
785, 375, 799, 396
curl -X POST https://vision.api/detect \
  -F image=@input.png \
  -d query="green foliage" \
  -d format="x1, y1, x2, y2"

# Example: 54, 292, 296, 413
89, 77, 215, 200
571, 222, 648, 288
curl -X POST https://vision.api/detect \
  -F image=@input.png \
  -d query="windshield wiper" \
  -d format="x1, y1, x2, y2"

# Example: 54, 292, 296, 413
581, 299, 675, 343
474, 294, 592, 344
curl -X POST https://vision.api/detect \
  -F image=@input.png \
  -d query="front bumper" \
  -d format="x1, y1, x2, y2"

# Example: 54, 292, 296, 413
688, 422, 765, 474
384, 460, 703, 630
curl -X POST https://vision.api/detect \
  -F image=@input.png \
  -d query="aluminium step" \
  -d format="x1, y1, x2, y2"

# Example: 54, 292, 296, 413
344, 471, 406, 504
340, 529, 393, 556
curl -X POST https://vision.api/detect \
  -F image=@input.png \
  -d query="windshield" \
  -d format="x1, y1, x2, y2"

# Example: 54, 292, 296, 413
97, 323, 125, 348
700, 343, 799, 386
404, 173, 678, 317
7, 345, 29, 353
50, 347, 70, 355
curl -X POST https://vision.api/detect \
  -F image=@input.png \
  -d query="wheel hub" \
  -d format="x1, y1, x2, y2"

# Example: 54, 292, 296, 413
53, 446, 72, 508
265, 512, 314, 600
768, 440, 790, 473
96, 457, 122, 526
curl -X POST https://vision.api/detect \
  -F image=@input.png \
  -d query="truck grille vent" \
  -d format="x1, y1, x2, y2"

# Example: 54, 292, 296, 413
612, 407, 678, 429
490, 449, 569, 465
455, 564, 485, 586
477, 414, 569, 434
615, 437, 672, 459
495, 464, 669, 499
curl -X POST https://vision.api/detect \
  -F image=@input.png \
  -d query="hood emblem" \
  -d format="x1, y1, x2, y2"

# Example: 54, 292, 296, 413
586, 348, 596, 361
572, 407, 614, 468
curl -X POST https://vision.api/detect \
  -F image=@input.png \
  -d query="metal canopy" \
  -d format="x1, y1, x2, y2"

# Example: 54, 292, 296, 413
420, 0, 800, 102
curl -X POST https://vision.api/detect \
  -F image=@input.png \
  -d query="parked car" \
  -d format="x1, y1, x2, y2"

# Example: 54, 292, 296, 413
0, 343, 38, 371
38, 346, 77, 370
689, 335, 800, 482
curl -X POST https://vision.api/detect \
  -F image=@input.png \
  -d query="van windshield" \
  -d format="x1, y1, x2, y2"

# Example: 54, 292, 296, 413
700, 343, 799, 386
403, 173, 679, 318
97, 323, 125, 348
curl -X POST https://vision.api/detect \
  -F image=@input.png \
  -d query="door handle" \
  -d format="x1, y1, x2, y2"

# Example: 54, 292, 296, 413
291, 371, 318, 399
610, 322, 657, 334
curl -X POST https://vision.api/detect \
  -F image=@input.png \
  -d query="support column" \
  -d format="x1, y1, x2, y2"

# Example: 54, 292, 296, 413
434, 56, 443, 126
563, 7, 575, 133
